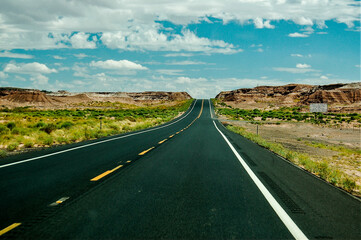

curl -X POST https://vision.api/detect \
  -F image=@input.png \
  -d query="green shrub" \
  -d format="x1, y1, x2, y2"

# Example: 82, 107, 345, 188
122, 124, 131, 131
342, 178, 356, 192
0, 124, 8, 134
7, 142, 19, 151
0, 150, 7, 158
24, 140, 34, 148
6, 122, 16, 130
11, 127, 21, 134
108, 123, 120, 131
41, 136, 53, 146
56, 136, 68, 144
41, 124, 56, 134
69, 130, 83, 142
34, 122, 46, 128
328, 170, 341, 185
60, 121, 74, 129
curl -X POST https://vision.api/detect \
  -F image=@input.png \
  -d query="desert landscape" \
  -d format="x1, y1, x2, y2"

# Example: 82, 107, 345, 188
0, 1, 359, 238
0, 87, 192, 108
216, 82, 361, 113
0, 87, 193, 157
214, 82, 361, 196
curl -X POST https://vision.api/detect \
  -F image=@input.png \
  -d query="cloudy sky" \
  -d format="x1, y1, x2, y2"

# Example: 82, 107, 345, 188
0, 0, 360, 98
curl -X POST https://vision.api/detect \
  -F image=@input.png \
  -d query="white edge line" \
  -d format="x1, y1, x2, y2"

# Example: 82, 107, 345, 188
208, 99, 213, 118
0, 100, 198, 169
212, 120, 308, 240
217, 121, 361, 203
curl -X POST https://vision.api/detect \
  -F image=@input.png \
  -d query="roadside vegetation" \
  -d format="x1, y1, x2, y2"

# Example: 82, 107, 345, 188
212, 99, 360, 196
0, 99, 193, 157
226, 125, 359, 194
213, 99, 361, 127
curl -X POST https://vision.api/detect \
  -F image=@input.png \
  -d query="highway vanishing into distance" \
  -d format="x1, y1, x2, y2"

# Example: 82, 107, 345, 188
0, 99, 360, 239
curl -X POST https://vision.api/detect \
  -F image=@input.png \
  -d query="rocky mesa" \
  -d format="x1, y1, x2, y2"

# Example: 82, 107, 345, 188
0, 88, 192, 108
215, 83, 361, 113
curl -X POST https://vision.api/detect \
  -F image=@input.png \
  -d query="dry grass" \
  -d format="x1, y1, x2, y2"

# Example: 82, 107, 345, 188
226, 124, 359, 195
0, 99, 193, 157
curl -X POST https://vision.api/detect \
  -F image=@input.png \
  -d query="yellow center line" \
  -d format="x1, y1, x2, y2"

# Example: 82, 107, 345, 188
89, 101, 206, 183
50, 197, 70, 206
111, 165, 123, 171
91, 100, 206, 183
91, 170, 113, 181
197, 100, 204, 118
158, 139, 167, 144
139, 147, 155, 155
90, 164, 124, 181
0, 223, 21, 236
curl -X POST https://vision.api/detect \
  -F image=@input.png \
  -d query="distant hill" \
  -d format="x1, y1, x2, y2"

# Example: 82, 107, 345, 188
215, 83, 361, 113
0, 88, 192, 108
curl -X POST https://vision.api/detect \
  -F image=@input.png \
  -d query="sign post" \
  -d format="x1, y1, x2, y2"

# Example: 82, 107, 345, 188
310, 103, 328, 113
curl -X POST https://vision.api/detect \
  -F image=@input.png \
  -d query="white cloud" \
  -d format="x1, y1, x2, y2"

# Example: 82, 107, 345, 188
3, 62, 57, 74
0, 1, 357, 52
355, 65, 361, 68
263, 20, 275, 29
101, 28, 242, 54
53, 55, 66, 60
74, 53, 89, 58
15, 75, 26, 81
291, 54, 303, 57
0, 32, 66, 50
175, 77, 192, 84
72, 64, 88, 77
0, 72, 8, 78
156, 69, 183, 75
0, 51, 34, 59
273, 67, 318, 74
174, 76, 207, 84
302, 26, 315, 35
254, 18, 275, 29
288, 32, 309, 38
164, 53, 194, 57
320, 75, 329, 80
296, 63, 311, 69
69, 32, 96, 49
58, 67, 70, 71
250, 44, 263, 48
0, 80, 9, 86
166, 61, 207, 65
90, 59, 148, 70
294, 17, 313, 26
30, 74, 49, 85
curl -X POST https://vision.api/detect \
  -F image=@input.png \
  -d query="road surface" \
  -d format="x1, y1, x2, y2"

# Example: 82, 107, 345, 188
0, 99, 360, 239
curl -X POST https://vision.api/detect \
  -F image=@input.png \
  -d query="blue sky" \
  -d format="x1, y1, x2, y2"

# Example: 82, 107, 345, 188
0, 0, 360, 98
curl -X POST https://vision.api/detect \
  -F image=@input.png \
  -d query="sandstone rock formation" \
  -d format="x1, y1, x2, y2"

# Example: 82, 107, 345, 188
215, 83, 361, 112
2, 89, 55, 104
0, 88, 192, 108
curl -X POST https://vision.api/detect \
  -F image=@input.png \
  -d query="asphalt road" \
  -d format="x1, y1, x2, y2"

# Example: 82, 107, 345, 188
0, 99, 360, 239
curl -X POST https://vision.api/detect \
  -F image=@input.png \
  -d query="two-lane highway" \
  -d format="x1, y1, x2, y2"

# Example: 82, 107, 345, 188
0, 99, 360, 239
0, 100, 200, 235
